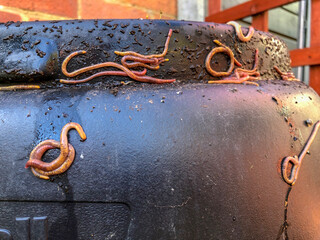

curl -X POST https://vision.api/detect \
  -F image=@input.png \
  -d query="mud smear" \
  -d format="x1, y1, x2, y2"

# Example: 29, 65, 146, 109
276, 186, 292, 240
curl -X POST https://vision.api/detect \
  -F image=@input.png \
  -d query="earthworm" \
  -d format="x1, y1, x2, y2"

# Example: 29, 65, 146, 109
61, 51, 148, 78
25, 122, 86, 171
208, 74, 259, 86
231, 50, 259, 80
29, 141, 75, 180
299, 120, 320, 161
60, 62, 175, 84
60, 29, 175, 84
27, 140, 72, 170
274, 66, 299, 81
282, 120, 320, 185
60, 68, 147, 84
205, 40, 236, 77
0, 85, 40, 91
114, 29, 173, 58
30, 142, 57, 180
208, 49, 260, 86
208, 75, 250, 84
244, 81, 260, 86
61, 50, 87, 77
238, 49, 259, 73
225, 48, 261, 85
213, 40, 242, 66
227, 21, 255, 42
121, 56, 168, 70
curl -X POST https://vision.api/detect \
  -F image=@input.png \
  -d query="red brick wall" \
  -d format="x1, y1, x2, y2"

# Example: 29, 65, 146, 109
0, 0, 177, 22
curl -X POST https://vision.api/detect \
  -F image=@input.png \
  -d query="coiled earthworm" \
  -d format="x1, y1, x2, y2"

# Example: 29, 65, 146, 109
208, 48, 261, 86
205, 40, 241, 77
0, 85, 40, 91
274, 66, 299, 81
114, 29, 173, 58
30, 141, 75, 180
227, 21, 255, 42
25, 122, 86, 173
282, 120, 320, 185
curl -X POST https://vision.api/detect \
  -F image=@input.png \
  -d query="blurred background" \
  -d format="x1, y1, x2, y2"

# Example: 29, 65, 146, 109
0, 0, 314, 86
0, 0, 177, 21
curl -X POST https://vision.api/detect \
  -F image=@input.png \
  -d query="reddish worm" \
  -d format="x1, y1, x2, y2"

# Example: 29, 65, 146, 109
26, 122, 86, 179
227, 21, 255, 42
114, 29, 173, 58
60, 61, 175, 84
274, 66, 299, 81
205, 40, 242, 77
206, 40, 260, 86
121, 56, 168, 70
282, 120, 320, 185
219, 49, 261, 86
60, 29, 175, 84
30, 141, 75, 180
0, 85, 40, 91
60, 68, 148, 84
60, 51, 147, 78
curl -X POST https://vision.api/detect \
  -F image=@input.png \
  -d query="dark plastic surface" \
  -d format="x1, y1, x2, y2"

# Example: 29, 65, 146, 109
0, 81, 319, 239
0, 19, 290, 84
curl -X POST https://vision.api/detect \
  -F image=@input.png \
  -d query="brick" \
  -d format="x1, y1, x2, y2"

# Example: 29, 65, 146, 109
0, 0, 77, 18
27, 16, 68, 21
81, 1, 151, 19
159, 14, 176, 20
0, 11, 22, 22
126, 0, 177, 16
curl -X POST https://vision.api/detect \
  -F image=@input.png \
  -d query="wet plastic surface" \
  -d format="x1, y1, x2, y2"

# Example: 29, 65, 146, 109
0, 20, 290, 85
0, 81, 320, 239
